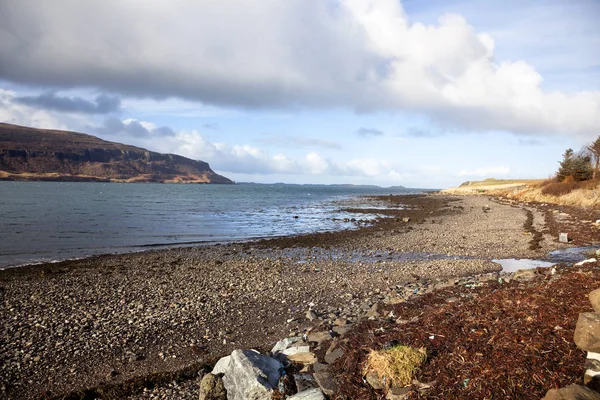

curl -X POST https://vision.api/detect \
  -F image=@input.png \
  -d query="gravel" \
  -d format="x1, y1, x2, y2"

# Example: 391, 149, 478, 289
0, 194, 561, 399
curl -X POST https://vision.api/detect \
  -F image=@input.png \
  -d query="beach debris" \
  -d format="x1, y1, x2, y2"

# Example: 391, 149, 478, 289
363, 345, 427, 389
576, 258, 597, 266
559, 233, 569, 243
210, 349, 283, 400
199, 373, 227, 400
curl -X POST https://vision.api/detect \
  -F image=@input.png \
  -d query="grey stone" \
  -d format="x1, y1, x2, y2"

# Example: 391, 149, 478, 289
590, 289, 600, 313
282, 345, 311, 357
387, 386, 412, 400
313, 371, 338, 396
332, 325, 350, 336
212, 355, 231, 375
215, 349, 283, 400
294, 374, 319, 392
306, 310, 318, 321
541, 384, 600, 400
559, 233, 569, 243
365, 372, 385, 390
366, 303, 380, 319
312, 362, 328, 373
199, 373, 227, 400
324, 347, 344, 364
287, 388, 326, 400
307, 331, 331, 344
512, 269, 536, 281
575, 313, 600, 352
402, 217, 411, 223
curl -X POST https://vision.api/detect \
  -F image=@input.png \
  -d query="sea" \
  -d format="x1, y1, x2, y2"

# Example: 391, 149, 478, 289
0, 181, 429, 268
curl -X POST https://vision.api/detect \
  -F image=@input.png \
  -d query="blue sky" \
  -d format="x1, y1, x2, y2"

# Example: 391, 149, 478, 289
0, 0, 598, 188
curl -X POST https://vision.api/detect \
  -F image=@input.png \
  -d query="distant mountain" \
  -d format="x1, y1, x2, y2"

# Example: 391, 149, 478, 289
0, 123, 233, 183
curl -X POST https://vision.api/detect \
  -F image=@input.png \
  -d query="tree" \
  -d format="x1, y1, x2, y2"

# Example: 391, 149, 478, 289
587, 135, 600, 179
556, 148, 593, 182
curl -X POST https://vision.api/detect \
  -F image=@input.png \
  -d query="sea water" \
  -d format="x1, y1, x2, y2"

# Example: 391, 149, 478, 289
0, 181, 425, 268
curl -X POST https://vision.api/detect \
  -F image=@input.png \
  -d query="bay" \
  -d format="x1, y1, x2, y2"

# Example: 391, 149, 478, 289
0, 181, 427, 268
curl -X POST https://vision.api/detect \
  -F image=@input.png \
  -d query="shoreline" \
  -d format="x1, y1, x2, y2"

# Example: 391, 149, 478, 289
1, 193, 598, 399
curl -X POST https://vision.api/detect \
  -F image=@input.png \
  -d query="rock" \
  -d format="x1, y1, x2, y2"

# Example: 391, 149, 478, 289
294, 374, 319, 392
306, 310, 318, 321
541, 384, 600, 400
332, 325, 350, 336
366, 303, 380, 319
313, 371, 338, 396
585, 352, 600, 386
333, 318, 348, 326
402, 217, 411, 223
324, 347, 344, 365
365, 371, 385, 390
575, 313, 600, 352
512, 269, 536, 281
211, 355, 231, 375
590, 289, 600, 313
287, 388, 326, 400
559, 233, 569, 243
282, 345, 311, 357
214, 349, 283, 400
287, 352, 317, 365
576, 259, 597, 266
312, 362, 328, 373
387, 386, 412, 400
307, 331, 331, 344
199, 373, 227, 400
271, 337, 302, 356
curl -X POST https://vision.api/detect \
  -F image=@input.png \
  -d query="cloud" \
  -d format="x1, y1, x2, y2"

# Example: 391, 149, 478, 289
14, 92, 121, 114
92, 117, 175, 138
357, 127, 384, 137
458, 165, 510, 177
255, 134, 342, 150
202, 122, 220, 130
0, 0, 597, 138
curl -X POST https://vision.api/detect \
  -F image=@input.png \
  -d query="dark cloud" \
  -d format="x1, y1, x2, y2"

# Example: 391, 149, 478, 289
15, 92, 121, 114
357, 127, 384, 137
92, 117, 174, 138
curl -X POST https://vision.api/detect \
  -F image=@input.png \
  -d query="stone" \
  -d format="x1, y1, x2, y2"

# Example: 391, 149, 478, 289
365, 371, 385, 390
402, 217, 411, 223
559, 233, 569, 243
294, 374, 319, 392
270, 337, 302, 356
366, 303, 380, 319
324, 347, 344, 365
333, 317, 348, 326
282, 345, 311, 357
576, 259, 597, 266
199, 373, 227, 400
575, 313, 600, 352
211, 355, 231, 375
287, 388, 326, 400
313, 371, 338, 396
585, 352, 600, 385
387, 386, 412, 400
312, 362, 328, 373
287, 352, 317, 364
332, 325, 350, 336
541, 384, 600, 400
590, 289, 600, 313
307, 331, 332, 344
512, 269, 536, 281
306, 310, 318, 321
213, 349, 283, 400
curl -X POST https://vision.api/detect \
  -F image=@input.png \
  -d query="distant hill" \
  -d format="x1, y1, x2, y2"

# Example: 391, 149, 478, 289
0, 123, 233, 183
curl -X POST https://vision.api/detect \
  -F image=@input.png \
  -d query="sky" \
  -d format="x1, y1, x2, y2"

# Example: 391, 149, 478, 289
0, 0, 599, 188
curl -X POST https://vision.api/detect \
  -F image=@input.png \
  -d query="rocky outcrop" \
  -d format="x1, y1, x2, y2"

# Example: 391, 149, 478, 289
0, 123, 233, 183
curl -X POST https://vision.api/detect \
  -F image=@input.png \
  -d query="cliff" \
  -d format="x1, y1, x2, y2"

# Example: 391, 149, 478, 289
0, 123, 233, 183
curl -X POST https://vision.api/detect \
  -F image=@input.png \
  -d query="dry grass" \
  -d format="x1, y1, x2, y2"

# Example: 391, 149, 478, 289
363, 345, 427, 389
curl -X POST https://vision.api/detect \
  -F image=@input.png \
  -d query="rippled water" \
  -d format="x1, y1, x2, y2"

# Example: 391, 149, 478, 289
0, 182, 425, 268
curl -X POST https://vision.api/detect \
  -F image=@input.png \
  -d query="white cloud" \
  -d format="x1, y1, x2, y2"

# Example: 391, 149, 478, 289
0, 0, 597, 138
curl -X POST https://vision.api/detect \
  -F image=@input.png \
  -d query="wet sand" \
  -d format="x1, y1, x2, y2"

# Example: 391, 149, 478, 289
0, 194, 594, 399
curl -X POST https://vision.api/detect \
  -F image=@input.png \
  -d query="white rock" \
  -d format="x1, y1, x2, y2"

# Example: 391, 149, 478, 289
282, 345, 311, 356
270, 337, 302, 356
217, 349, 283, 400
575, 258, 597, 266
212, 355, 231, 375
287, 388, 326, 400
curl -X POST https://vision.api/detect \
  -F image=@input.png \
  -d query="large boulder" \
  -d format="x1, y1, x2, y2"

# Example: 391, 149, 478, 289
211, 349, 283, 400
575, 313, 600, 352
589, 289, 600, 313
